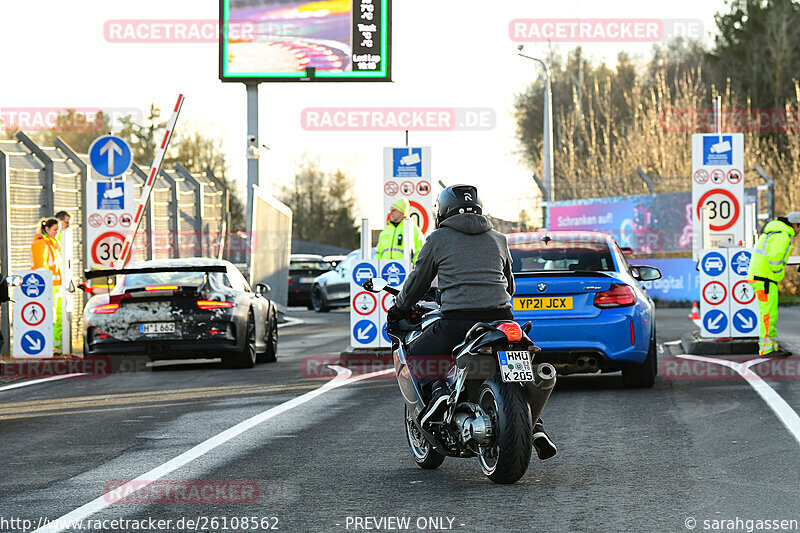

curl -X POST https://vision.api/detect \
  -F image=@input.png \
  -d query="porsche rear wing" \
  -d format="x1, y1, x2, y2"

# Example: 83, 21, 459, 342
84, 265, 228, 280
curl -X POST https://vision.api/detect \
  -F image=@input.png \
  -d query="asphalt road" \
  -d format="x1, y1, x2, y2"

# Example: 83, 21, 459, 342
2, 306, 800, 533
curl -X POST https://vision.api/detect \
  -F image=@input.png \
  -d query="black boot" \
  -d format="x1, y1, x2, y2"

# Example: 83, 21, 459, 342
533, 419, 557, 460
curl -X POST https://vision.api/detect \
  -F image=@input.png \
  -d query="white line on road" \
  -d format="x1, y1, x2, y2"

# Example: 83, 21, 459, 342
0, 373, 86, 392
33, 366, 394, 533
664, 340, 682, 346
677, 354, 800, 446
278, 316, 305, 329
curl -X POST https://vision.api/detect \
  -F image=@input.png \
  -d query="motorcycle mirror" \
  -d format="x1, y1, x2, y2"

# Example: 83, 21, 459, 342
363, 277, 388, 292
5, 276, 22, 287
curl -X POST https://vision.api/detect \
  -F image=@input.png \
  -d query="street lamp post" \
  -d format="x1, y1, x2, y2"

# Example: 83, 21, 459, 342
517, 46, 554, 223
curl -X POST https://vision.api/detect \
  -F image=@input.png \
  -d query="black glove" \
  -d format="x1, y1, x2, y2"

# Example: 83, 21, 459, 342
387, 305, 411, 323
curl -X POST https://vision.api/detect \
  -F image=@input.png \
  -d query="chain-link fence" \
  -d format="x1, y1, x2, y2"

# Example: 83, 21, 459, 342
0, 132, 229, 357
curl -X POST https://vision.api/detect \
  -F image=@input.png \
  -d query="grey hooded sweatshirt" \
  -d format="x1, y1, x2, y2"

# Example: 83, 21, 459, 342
395, 213, 514, 313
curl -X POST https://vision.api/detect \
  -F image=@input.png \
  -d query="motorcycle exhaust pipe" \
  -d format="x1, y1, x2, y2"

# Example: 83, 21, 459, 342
522, 363, 557, 424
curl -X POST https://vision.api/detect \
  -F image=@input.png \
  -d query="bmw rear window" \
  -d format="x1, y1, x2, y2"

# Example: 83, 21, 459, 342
509, 239, 615, 273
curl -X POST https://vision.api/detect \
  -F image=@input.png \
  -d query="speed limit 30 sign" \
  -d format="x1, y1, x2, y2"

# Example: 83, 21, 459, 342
87, 180, 135, 268
692, 133, 744, 255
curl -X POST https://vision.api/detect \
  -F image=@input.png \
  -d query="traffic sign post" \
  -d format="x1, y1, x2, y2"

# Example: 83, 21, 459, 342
692, 133, 744, 258
383, 147, 434, 236
349, 259, 410, 349
13, 270, 53, 358
89, 135, 133, 179
87, 181, 135, 269
698, 248, 759, 338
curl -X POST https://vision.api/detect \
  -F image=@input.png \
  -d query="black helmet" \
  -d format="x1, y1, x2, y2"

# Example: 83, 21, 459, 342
435, 185, 482, 227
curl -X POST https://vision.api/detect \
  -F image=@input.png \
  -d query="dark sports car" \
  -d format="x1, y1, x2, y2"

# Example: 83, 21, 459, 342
82, 258, 278, 369
288, 254, 333, 308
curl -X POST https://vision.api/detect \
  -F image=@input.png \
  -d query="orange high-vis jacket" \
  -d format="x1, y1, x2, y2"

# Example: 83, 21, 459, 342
31, 233, 62, 285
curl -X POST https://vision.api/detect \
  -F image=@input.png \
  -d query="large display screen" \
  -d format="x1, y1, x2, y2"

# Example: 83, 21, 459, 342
219, 0, 391, 82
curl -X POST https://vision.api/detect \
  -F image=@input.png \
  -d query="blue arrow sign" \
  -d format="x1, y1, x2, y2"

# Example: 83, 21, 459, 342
89, 135, 132, 178
352, 262, 377, 285
353, 319, 377, 344
21, 273, 46, 298
704, 309, 728, 335
381, 261, 407, 286
701, 252, 726, 277
732, 309, 757, 334
730, 251, 751, 276
21, 330, 46, 355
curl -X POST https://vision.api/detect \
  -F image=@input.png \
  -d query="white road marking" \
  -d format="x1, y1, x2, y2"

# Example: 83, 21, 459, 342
32, 365, 394, 533
677, 354, 800, 446
278, 316, 305, 328
664, 340, 682, 346
0, 374, 86, 392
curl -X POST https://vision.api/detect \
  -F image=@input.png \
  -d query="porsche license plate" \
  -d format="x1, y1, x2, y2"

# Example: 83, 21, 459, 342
498, 351, 534, 382
513, 296, 572, 311
139, 322, 176, 334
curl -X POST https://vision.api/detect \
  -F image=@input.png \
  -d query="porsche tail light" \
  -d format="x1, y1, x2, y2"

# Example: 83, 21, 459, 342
145, 285, 179, 291
91, 303, 119, 314
197, 300, 235, 310
497, 322, 522, 342
594, 284, 635, 308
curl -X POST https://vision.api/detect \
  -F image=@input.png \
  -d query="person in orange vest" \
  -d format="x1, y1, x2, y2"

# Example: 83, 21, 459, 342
31, 218, 63, 354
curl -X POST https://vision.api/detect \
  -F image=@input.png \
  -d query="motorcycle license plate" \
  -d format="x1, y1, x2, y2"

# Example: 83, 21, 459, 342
498, 350, 534, 382
139, 322, 176, 334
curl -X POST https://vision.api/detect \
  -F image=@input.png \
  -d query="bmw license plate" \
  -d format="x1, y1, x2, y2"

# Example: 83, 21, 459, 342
498, 351, 534, 382
139, 322, 176, 334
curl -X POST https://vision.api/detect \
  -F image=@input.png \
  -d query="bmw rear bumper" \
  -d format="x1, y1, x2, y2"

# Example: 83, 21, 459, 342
519, 311, 651, 368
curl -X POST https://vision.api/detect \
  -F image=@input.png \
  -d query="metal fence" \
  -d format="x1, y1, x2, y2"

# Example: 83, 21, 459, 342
0, 132, 229, 356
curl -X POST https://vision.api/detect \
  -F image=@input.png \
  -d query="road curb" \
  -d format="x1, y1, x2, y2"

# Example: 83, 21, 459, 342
338, 346, 392, 358
681, 331, 759, 355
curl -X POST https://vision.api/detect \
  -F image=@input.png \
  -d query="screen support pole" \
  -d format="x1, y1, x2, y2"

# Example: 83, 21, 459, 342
245, 82, 260, 237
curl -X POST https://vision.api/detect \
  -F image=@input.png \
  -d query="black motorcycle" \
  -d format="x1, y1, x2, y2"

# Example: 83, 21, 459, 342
363, 278, 557, 484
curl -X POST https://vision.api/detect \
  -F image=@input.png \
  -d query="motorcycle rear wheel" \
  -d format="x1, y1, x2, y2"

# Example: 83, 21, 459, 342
477, 376, 533, 484
405, 405, 445, 469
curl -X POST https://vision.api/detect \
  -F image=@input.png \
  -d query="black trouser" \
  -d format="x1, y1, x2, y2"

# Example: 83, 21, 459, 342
406, 308, 514, 388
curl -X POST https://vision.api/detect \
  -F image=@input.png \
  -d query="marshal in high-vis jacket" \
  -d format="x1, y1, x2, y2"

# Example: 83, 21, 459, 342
747, 218, 795, 284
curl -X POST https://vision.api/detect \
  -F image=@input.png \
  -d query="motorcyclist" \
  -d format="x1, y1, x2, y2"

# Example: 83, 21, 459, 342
388, 184, 557, 460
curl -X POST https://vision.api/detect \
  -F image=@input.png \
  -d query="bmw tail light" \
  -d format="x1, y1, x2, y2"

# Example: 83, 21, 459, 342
594, 284, 635, 308
197, 300, 235, 310
91, 303, 119, 314
497, 322, 522, 342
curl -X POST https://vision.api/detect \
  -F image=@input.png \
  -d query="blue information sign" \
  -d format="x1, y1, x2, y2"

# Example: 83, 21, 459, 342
89, 135, 133, 178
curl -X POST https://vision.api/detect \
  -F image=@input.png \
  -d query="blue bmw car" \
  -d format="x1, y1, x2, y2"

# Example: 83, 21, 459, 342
507, 231, 662, 388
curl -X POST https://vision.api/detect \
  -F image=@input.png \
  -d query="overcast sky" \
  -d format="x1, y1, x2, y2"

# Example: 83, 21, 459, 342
0, 0, 723, 228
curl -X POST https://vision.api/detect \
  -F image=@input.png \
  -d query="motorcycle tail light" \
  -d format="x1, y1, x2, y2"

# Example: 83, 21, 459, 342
91, 303, 119, 314
594, 284, 635, 308
497, 322, 522, 342
197, 300, 235, 310
477, 347, 493, 354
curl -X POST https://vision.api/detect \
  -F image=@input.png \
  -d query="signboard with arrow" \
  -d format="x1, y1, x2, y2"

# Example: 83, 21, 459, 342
13, 270, 53, 358
89, 135, 133, 179
699, 247, 759, 338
